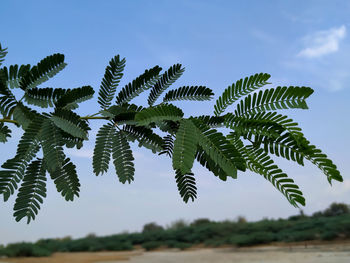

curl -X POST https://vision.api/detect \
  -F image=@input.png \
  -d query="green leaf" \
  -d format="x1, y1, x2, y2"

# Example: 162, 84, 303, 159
49, 158, 80, 201
12, 102, 41, 130
93, 123, 115, 176
123, 125, 163, 153
24, 87, 68, 108
172, 119, 198, 174
40, 119, 65, 173
229, 133, 305, 207
112, 130, 135, 184
148, 64, 185, 106
51, 109, 89, 139
163, 86, 214, 102
0, 43, 8, 66
20, 53, 66, 90
0, 123, 11, 143
135, 104, 184, 126
0, 117, 43, 201
13, 158, 46, 223
98, 55, 126, 109
0, 73, 17, 117
55, 86, 95, 109
214, 73, 271, 116
191, 119, 246, 178
1, 64, 31, 89
235, 86, 314, 116
116, 66, 162, 105
175, 169, 197, 203
196, 146, 227, 181
159, 135, 175, 157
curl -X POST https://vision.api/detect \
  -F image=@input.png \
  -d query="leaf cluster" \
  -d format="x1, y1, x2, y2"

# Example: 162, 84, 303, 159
0, 43, 343, 223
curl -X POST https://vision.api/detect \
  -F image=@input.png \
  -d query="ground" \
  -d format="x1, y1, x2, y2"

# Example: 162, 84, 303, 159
1, 242, 350, 263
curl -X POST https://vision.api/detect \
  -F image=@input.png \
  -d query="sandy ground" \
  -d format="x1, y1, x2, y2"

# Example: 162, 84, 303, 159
1, 243, 350, 263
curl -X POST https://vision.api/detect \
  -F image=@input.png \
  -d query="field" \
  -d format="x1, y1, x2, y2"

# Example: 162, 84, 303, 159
1, 242, 350, 263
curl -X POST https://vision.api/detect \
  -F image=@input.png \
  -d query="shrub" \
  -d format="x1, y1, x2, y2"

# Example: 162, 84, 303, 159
142, 222, 164, 233
142, 241, 162, 251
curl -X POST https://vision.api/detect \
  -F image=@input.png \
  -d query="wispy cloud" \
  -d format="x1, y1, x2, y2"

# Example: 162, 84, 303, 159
297, 25, 346, 58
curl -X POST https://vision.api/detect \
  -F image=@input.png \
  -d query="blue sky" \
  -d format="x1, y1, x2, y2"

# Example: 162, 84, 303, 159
1, 0, 350, 245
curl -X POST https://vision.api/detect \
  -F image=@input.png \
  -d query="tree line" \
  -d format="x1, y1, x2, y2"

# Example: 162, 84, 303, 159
0, 203, 349, 257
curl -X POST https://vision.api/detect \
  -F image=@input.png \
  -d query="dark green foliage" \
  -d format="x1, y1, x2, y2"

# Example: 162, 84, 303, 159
40, 119, 65, 173
229, 134, 305, 207
112, 130, 135, 183
192, 119, 246, 178
20, 53, 66, 91
214, 73, 271, 116
159, 134, 175, 157
98, 55, 126, 109
1, 64, 31, 89
235, 86, 314, 116
148, 64, 185, 106
51, 109, 89, 139
163, 86, 214, 102
24, 87, 67, 108
55, 86, 95, 109
0, 122, 11, 142
142, 241, 162, 251
0, 43, 343, 223
175, 170, 197, 203
116, 66, 162, 105
0, 43, 7, 66
13, 159, 46, 223
135, 103, 184, 126
123, 125, 164, 153
0, 242, 51, 257
172, 120, 198, 174
93, 123, 115, 176
142, 222, 164, 233
50, 158, 80, 201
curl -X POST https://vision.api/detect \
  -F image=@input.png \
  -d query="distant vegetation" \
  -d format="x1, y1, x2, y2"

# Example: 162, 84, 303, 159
1, 203, 349, 257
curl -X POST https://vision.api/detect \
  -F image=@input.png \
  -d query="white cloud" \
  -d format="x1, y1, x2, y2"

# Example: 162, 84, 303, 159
298, 25, 346, 58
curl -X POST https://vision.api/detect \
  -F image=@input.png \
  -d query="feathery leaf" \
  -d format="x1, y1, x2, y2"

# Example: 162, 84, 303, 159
159, 135, 175, 157
191, 119, 246, 178
229, 134, 305, 207
24, 87, 68, 108
123, 125, 163, 153
13, 158, 46, 223
51, 109, 89, 139
163, 86, 213, 102
0, 123, 11, 143
0, 43, 7, 66
148, 64, 185, 106
1, 64, 31, 89
49, 158, 80, 201
135, 104, 184, 126
116, 66, 162, 105
175, 169, 197, 203
93, 123, 115, 176
98, 55, 126, 109
40, 119, 65, 173
172, 119, 198, 174
55, 86, 94, 110
112, 130, 135, 184
235, 86, 314, 116
20, 53, 66, 90
214, 73, 271, 116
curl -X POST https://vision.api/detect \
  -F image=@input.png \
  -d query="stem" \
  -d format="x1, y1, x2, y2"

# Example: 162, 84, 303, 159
0, 118, 18, 124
